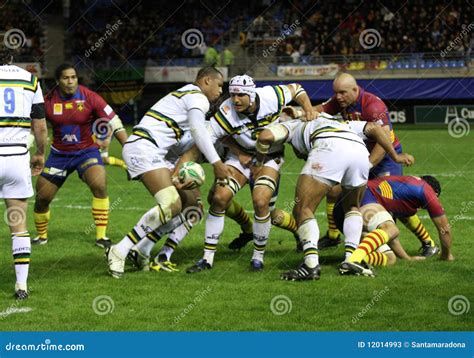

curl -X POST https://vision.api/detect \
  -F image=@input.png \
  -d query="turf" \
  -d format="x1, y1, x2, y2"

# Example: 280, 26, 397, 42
0, 125, 472, 331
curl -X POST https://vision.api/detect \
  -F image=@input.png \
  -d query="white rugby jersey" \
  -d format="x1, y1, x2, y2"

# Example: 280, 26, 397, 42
0, 65, 43, 145
134, 84, 209, 148
209, 85, 292, 154
281, 113, 368, 155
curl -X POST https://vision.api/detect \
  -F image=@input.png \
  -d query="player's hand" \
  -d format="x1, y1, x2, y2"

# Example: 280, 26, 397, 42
213, 161, 231, 186
407, 255, 426, 261
440, 251, 455, 261
30, 153, 45, 176
395, 153, 415, 166
172, 175, 196, 190
96, 138, 111, 151
281, 106, 299, 119
238, 152, 253, 167
302, 108, 319, 121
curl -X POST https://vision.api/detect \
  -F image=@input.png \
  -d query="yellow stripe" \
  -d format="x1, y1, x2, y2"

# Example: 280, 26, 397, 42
0, 122, 31, 127
14, 258, 30, 263
146, 110, 182, 140
214, 111, 235, 135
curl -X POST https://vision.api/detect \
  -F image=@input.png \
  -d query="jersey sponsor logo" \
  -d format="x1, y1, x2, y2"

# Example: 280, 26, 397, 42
76, 100, 85, 112
60, 125, 80, 143
53, 103, 63, 115
65, 103, 73, 109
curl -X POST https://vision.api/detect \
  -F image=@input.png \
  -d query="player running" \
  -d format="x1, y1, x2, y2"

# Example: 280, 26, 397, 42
107, 65, 230, 278
33, 63, 127, 248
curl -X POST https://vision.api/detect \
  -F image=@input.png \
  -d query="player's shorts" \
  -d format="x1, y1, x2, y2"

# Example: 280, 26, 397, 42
369, 144, 403, 179
123, 135, 169, 179
0, 145, 33, 198
301, 138, 370, 188
41, 147, 104, 186
361, 188, 377, 206
225, 152, 284, 180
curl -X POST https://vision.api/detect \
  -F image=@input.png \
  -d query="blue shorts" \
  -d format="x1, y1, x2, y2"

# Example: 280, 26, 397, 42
41, 147, 104, 186
369, 145, 403, 179
361, 189, 378, 206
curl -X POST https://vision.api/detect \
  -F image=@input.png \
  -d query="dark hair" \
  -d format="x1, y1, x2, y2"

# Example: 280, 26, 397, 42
196, 64, 222, 81
0, 46, 15, 65
421, 175, 441, 196
55, 63, 77, 81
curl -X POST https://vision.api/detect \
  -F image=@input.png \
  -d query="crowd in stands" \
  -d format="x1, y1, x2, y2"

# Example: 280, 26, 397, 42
0, 3, 45, 61
245, 0, 473, 64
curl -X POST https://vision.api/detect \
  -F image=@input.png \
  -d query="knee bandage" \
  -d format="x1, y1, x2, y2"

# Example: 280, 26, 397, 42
367, 211, 395, 232
154, 186, 180, 223
224, 177, 242, 197
254, 175, 277, 192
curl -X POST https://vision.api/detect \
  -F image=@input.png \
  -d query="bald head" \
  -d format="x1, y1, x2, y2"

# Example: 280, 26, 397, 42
333, 73, 359, 108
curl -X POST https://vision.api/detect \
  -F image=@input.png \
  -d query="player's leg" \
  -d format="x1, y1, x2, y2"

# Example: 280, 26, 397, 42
281, 174, 331, 281
5, 199, 31, 299
319, 184, 343, 248
250, 166, 279, 270
81, 163, 111, 248
101, 150, 127, 170
226, 198, 254, 250
399, 215, 438, 256
108, 140, 181, 278
33, 151, 69, 244
186, 165, 247, 273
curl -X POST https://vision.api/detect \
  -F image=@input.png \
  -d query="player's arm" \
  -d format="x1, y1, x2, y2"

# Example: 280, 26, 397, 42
365, 103, 393, 167
171, 145, 202, 190
388, 237, 425, 261
368, 126, 391, 168
108, 115, 128, 146
30, 82, 47, 176
431, 215, 454, 261
188, 108, 231, 184
314, 96, 339, 115
285, 84, 318, 121
254, 123, 290, 166
363, 122, 414, 166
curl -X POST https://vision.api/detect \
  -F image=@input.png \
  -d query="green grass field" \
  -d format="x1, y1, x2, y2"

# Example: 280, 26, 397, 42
0, 125, 472, 331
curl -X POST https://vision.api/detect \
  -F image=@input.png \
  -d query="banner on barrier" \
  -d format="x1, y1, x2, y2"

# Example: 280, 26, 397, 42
145, 66, 228, 83
277, 64, 340, 77
415, 105, 474, 124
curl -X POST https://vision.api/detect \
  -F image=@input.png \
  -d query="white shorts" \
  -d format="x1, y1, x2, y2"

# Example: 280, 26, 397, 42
225, 152, 284, 180
123, 137, 169, 179
0, 153, 33, 198
301, 138, 370, 188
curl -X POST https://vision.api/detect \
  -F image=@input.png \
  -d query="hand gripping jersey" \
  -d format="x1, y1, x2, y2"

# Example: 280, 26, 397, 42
133, 84, 210, 149
209, 85, 292, 154
44, 85, 116, 152
0, 65, 43, 150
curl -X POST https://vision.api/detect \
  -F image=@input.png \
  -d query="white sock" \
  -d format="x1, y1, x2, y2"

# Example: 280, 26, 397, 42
133, 237, 155, 257
160, 222, 191, 260
116, 206, 165, 257
203, 209, 225, 266
12, 232, 31, 286
343, 211, 363, 257
252, 213, 271, 262
298, 219, 319, 268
